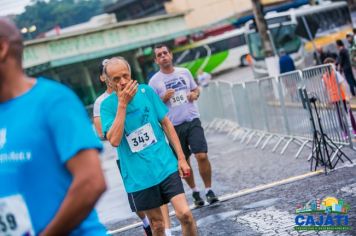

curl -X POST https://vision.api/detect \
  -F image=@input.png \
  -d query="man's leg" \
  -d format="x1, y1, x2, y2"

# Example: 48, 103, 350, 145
144, 208, 165, 236
160, 204, 171, 236
173, 123, 203, 206
194, 152, 212, 188
135, 211, 151, 234
189, 119, 218, 204
170, 193, 197, 236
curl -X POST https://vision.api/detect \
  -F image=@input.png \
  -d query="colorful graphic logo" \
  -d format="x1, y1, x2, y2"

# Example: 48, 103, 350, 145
294, 197, 351, 231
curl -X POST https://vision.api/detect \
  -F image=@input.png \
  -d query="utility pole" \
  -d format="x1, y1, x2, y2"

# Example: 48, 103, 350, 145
251, 0, 273, 58
251, 0, 277, 76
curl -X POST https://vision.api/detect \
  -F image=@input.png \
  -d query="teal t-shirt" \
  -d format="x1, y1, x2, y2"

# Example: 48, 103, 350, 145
101, 84, 178, 193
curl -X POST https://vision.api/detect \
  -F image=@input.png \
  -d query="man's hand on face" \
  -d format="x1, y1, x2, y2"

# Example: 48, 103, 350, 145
117, 80, 138, 106
163, 89, 175, 101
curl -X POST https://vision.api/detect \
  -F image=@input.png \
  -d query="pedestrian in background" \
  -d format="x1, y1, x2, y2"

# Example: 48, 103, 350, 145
336, 39, 356, 96
279, 48, 296, 74
323, 57, 356, 137
197, 69, 212, 88
0, 17, 107, 235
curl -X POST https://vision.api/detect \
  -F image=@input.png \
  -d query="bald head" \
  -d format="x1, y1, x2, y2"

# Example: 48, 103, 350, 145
0, 17, 24, 64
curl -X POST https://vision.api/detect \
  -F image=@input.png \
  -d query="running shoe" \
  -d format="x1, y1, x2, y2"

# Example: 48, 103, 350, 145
143, 225, 152, 236
192, 191, 205, 207
206, 190, 219, 205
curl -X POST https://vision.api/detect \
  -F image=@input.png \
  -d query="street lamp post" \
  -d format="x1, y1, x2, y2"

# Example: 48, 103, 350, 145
21, 25, 37, 40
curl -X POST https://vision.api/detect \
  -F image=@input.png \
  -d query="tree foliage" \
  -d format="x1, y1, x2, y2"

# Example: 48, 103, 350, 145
15, 0, 113, 37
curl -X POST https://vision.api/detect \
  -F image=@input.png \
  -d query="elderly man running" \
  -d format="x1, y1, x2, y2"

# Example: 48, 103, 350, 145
100, 57, 197, 236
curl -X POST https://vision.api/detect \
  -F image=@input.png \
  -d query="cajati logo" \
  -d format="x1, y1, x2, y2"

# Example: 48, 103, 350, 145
294, 197, 351, 231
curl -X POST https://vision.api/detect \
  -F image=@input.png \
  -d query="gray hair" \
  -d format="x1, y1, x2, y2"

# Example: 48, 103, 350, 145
104, 57, 131, 78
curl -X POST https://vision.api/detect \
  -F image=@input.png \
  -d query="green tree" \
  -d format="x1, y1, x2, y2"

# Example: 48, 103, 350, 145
15, 0, 113, 38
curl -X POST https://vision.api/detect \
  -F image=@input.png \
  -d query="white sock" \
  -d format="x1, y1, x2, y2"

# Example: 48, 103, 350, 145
142, 216, 150, 228
205, 187, 212, 194
192, 187, 199, 192
165, 228, 172, 236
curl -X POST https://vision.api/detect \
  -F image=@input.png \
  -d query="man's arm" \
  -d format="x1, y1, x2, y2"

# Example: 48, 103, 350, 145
40, 149, 106, 236
187, 87, 200, 102
106, 104, 127, 147
160, 117, 190, 177
93, 117, 104, 139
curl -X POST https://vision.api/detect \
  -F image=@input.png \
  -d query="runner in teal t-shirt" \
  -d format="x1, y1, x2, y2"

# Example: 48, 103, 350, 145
100, 57, 197, 236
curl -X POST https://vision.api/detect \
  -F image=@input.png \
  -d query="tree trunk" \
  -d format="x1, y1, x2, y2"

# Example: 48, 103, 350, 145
251, 0, 274, 58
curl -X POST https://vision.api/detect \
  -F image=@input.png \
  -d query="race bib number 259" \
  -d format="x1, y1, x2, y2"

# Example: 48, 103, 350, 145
0, 194, 34, 236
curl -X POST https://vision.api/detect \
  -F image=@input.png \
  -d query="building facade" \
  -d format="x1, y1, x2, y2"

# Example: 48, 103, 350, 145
105, 0, 170, 21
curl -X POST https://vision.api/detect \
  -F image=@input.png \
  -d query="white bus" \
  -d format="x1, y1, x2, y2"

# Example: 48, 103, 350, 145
245, 1, 353, 77
173, 28, 249, 77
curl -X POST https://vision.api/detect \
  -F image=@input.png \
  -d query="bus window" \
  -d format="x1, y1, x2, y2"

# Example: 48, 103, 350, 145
271, 24, 301, 54
247, 32, 265, 60
174, 45, 208, 64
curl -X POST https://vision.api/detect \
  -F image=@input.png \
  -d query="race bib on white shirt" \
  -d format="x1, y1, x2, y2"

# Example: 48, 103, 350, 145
126, 123, 157, 153
0, 194, 34, 236
170, 90, 188, 107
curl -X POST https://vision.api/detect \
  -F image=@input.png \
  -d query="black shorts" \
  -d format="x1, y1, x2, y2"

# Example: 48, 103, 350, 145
174, 118, 208, 159
127, 171, 184, 212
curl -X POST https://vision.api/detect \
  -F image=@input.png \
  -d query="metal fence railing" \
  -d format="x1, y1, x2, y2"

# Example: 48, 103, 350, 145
197, 64, 355, 158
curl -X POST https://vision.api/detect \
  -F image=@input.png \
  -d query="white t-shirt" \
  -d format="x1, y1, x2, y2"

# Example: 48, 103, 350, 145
335, 71, 345, 84
93, 91, 111, 117
149, 67, 200, 126
197, 72, 212, 87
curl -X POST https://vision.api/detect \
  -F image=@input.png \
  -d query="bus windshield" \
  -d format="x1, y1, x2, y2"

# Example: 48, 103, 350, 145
247, 24, 301, 60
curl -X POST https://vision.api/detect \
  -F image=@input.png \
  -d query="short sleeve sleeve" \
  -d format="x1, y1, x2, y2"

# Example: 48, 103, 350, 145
186, 69, 198, 90
93, 98, 101, 117
148, 78, 160, 95
47, 88, 102, 164
100, 96, 116, 136
145, 85, 168, 121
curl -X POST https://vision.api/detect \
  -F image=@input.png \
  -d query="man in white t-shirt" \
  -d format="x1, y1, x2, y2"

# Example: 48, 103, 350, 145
197, 69, 212, 88
93, 59, 153, 235
149, 44, 219, 207
93, 60, 113, 140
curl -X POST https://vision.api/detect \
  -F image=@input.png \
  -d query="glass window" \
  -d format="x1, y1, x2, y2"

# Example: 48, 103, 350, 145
247, 32, 265, 60
271, 24, 301, 54
247, 24, 301, 60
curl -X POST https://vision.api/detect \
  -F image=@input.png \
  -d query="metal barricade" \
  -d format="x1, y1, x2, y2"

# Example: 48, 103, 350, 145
231, 83, 252, 129
216, 81, 238, 122
244, 80, 268, 131
277, 71, 311, 138
259, 77, 286, 134
197, 81, 224, 123
302, 64, 352, 147
196, 64, 354, 154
